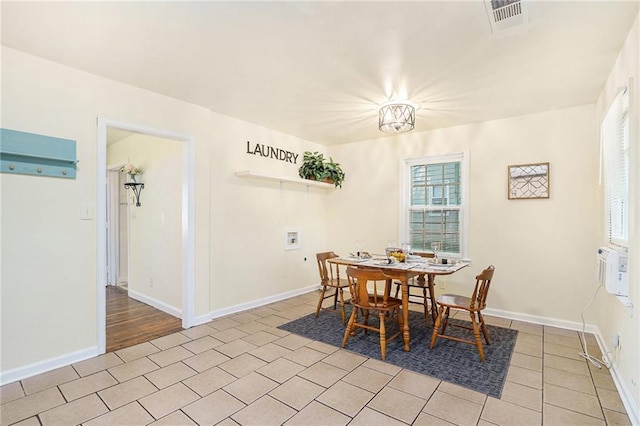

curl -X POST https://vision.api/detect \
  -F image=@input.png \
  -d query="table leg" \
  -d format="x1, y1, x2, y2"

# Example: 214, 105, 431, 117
427, 275, 437, 324
400, 277, 410, 351
417, 274, 438, 325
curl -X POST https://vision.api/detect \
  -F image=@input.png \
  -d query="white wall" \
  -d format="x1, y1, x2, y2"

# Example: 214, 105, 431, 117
0, 47, 208, 374
207, 115, 329, 312
327, 104, 599, 321
108, 134, 183, 311
594, 11, 640, 417
0, 47, 329, 379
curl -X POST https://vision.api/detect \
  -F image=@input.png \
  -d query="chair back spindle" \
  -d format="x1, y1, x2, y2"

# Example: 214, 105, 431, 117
317, 251, 339, 284
470, 265, 495, 310
346, 267, 392, 308
314, 252, 349, 324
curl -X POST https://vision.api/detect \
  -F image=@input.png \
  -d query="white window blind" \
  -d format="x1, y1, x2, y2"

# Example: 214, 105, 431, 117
600, 87, 629, 245
401, 153, 468, 257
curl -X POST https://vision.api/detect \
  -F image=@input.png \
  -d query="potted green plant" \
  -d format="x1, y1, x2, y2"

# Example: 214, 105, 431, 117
323, 157, 345, 188
298, 151, 326, 181
298, 151, 345, 188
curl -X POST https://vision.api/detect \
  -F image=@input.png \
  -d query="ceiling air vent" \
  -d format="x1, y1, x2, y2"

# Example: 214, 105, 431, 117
484, 0, 528, 33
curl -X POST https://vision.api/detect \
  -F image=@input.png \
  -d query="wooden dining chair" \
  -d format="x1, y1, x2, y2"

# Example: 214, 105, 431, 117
430, 265, 495, 361
315, 252, 349, 324
342, 266, 404, 361
394, 252, 435, 325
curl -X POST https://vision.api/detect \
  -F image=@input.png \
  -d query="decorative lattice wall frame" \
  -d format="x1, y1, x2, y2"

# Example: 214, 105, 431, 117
508, 162, 549, 199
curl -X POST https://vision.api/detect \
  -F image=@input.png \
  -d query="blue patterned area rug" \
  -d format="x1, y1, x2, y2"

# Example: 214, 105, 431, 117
278, 308, 518, 398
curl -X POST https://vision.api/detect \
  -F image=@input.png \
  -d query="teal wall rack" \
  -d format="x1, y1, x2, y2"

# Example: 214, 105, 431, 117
0, 128, 78, 179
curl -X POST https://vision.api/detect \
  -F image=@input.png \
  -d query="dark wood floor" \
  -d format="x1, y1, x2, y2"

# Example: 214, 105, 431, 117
106, 286, 184, 352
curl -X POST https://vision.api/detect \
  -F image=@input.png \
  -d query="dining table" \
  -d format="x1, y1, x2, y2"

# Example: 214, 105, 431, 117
328, 255, 469, 352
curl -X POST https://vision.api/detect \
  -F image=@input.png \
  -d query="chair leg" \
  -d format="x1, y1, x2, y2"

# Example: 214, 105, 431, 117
394, 283, 400, 299
351, 308, 361, 336
478, 311, 490, 344
342, 307, 358, 349
430, 305, 444, 349
422, 287, 429, 325
332, 288, 339, 310
315, 286, 327, 318
379, 311, 387, 361
338, 288, 346, 325
470, 311, 485, 362
441, 307, 450, 335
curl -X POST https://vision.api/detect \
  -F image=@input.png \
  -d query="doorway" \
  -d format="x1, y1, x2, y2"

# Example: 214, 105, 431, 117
106, 167, 128, 289
97, 118, 195, 354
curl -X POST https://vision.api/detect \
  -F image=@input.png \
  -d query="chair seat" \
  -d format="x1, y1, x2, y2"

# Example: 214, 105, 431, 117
436, 294, 472, 309
363, 296, 402, 310
326, 278, 349, 289
396, 279, 427, 288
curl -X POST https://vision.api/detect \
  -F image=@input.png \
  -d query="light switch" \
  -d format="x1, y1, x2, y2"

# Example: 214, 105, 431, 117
80, 203, 94, 220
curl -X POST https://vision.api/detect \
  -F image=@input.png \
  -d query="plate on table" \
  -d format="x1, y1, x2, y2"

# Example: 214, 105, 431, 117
346, 257, 369, 263
428, 263, 452, 268
428, 259, 457, 267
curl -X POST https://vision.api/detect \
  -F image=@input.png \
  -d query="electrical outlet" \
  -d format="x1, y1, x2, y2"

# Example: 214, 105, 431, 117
612, 332, 620, 349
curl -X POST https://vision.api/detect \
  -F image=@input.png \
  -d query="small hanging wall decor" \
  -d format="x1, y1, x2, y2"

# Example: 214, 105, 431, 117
508, 162, 550, 199
0, 128, 77, 179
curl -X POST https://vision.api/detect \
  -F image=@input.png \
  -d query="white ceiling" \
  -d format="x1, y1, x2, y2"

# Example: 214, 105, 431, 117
2, 1, 638, 146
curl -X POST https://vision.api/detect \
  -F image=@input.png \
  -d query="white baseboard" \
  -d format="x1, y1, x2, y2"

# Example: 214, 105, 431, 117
194, 313, 213, 326
591, 327, 640, 425
485, 307, 639, 424
0, 346, 100, 386
484, 307, 599, 334
207, 284, 318, 322
128, 289, 182, 318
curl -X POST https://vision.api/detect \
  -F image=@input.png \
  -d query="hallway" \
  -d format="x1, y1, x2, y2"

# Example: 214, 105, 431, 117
107, 286, 183, 352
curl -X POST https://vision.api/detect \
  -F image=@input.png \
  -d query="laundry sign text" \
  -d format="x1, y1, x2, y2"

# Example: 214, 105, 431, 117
246, 141, 299, 164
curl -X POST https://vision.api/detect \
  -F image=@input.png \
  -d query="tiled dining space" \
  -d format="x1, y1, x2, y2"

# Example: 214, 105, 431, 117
0, 291, 632, 426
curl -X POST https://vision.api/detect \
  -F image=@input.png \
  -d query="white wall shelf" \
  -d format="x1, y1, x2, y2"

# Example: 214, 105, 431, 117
235, 170, 334, 189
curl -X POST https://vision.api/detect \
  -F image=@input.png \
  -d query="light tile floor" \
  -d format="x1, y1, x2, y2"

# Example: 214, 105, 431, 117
1, 291, 632, 425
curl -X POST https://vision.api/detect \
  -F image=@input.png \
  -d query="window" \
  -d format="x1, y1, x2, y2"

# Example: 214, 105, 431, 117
601, 88, 629, 246
401, 153, 468, 258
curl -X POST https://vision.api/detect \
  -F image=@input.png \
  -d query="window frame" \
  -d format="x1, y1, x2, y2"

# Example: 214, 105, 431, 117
600, 87, 629, 248
399, 152, 470, 259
